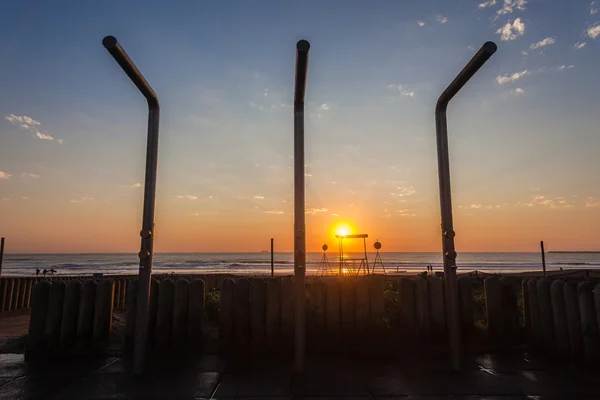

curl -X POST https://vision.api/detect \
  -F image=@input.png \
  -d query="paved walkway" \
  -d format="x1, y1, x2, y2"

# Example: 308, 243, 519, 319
1, 351, 599, 399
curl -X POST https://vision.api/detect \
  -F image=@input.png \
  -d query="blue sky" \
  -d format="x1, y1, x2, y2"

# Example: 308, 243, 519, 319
1, 0, 599, 253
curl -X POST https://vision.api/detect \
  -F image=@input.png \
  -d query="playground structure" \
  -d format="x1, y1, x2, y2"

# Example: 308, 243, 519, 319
100, 36, 497, 374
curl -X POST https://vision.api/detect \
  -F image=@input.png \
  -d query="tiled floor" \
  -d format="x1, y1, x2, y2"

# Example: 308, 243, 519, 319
0, 352, 598, 399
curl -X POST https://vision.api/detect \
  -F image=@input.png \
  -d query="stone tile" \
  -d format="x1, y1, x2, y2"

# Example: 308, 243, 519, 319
215, 371, 291, 397
0, 374, 76, 400
292, 369, 369, 396
0, 354, 27, 378
366, 367, 524, 397
502, 370, 600, 397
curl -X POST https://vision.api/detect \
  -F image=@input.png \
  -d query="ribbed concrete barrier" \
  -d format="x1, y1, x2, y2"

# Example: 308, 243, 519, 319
44, 281, 66, 349
92, 279, 114, 348
537, 278, 555, 351
219, 278, 234, 350
60, 280, 81, 349
250, 278, 266, 345
156, 279, 175, 347
458, 276, 474, 336
428, 276, 445, 335
77, 280, 97, 345
414, 276, 431, 336
234, 279, 251, 348
500, 277, 520, 342
188, 279, 205, 343
265, 278, 281, 342
577, 281, 599, 362
325, 279, 341, 340
125, 280, 138, 349
172, 279, 190, 345
280, 277, 294, 343
355, 278, 369, 335
550, 280, 569, 357
485, 276, 503, 339
564, 280, 583, 359
340, 279, 355, 339
28, 281, 50, 352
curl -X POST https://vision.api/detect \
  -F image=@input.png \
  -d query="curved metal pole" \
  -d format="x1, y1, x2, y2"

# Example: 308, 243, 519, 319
103, 36, 160, 375
435, 41, 496, 371
293, 39, 310, 374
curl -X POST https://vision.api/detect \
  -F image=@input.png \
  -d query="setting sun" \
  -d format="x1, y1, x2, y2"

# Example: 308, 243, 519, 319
334, 223, 352, 237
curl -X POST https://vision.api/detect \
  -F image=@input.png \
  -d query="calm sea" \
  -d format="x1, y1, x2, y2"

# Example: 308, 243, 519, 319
1, 252, 600, 277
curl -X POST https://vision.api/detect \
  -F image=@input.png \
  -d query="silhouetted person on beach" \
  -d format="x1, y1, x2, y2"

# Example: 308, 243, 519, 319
42, 269, 47, 276
50, 268, 56, 275
35, 268, 40, 276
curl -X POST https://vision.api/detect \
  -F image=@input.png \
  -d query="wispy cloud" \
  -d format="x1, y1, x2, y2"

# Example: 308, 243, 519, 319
21, 173, 40, 179
478, 0, 497, 8
417, 20, 425, 27
496, 69, 530, 84
530, 37, 555, 49
586, 197, 600, 208
69, 197, 95, 203
436, 15, 448, 24
131, 182, 142, 188
587, 24, 600, 39
514, 88, 525, 95
557, 64, 575, 71
319, 103, 330, 111
4, 114, 61, 143
390, 185, 417, 197
176, 195, 198, 200
306, 207, 328, 215
264, 210, 285, 215
388, 84, 415, 97
0, 171, 11, 179
331, 213, 340, 217
575, 41, 587, 49
254, 194, 265, 200
496, 18, 525, 40
591, 1, 598, 15
497, 0, 527, 15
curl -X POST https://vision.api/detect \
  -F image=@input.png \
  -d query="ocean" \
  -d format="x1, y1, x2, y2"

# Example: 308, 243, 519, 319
1, 252, 600, 277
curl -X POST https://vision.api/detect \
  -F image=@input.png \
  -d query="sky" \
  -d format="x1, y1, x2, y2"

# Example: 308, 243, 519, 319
1, 0, 599, 254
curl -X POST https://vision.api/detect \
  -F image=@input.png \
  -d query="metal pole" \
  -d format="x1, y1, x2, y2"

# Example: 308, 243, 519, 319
271, 238, 274, 277
102, 36, 160, 375
0, 237, 5, 277
540, 241, 546, 276
293, 39, 309, 374
434, 41, 497, 371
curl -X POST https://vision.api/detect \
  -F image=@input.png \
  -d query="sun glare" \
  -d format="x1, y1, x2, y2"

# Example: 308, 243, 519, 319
335, 223, 351, 237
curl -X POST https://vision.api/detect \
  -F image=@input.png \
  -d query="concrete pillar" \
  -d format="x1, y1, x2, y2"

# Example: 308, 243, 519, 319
92, 279, 114, 347
398, 278, 416, 336
60, 280, 81, 349
125, 280, 137, 349
5, 278, 14, 311
527, 279, 542, 348
251, 278, 266, 345
340, 278, 356, 340
577, 281, 599, 362
120, 279, 127, 312
11, 278, 20, 310
457, 276, 475, 336
18, 278, 27, 309
414, 276, 431, 336
521, 279, 532, 341
113, 279, 121, 312
148, 278, 159, 345
368, 276, 385, 323
76, 280, 97, 344
219, 278, 234, 350
564, 280, 583, 359
537, 278, 555, 351
484, 276, 503, 339
188, 279, 205, 343
0, 278, 7, 312
44, 281, 66, 349
550, 280, 569, 357
28, 281, 50, 352
354, 278, 370, 335
156, 279, 175, 347
594, 284, 600, 336
172, 279, 190, 346
265, 278, 281, 342
25, 279, 34, 308
234, 279, 251, 347
280, 277, 294, 344
500, 277, 520, 343
428, 275, 446, 335
326, 279, 341, 340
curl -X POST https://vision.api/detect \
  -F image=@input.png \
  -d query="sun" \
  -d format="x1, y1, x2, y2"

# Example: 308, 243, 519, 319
334, 223, 352, 237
